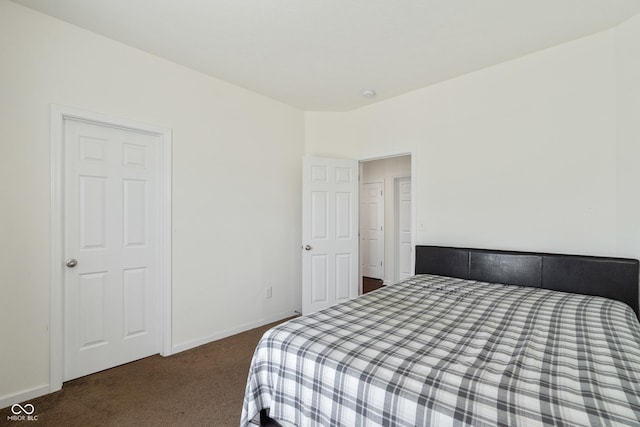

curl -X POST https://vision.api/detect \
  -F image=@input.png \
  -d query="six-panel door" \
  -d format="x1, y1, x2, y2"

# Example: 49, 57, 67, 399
302, 157, 359, 315
64, 119, 160, 380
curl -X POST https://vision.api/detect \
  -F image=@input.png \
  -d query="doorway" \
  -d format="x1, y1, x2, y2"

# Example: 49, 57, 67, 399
359, 154, 412, 293
49, 105, 173, 392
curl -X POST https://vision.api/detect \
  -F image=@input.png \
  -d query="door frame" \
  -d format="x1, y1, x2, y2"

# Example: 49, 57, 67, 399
49, 104, 173, 392
358, 151, 416, 291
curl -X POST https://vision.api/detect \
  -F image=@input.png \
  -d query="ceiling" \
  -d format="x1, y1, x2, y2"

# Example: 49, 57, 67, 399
12, 0, 640, 111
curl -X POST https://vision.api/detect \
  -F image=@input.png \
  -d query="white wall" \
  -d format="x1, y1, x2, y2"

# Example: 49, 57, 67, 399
306, 25, 624, 258
0, 1, 304, 404
362, 156, 411, 284
615, 14, 640, 259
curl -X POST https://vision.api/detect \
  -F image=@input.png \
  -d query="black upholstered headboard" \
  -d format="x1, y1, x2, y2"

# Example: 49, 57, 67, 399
415, 245, 640, 317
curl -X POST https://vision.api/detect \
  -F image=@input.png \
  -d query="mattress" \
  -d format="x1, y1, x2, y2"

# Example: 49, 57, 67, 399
241, 275, 640, 426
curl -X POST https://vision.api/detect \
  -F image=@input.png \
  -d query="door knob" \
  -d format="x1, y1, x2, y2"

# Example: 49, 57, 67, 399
65, 259, 78, 268
304, 245, 312, 251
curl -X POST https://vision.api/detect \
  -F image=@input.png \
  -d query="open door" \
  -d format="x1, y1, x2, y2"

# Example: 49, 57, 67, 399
302, 156, 359, 315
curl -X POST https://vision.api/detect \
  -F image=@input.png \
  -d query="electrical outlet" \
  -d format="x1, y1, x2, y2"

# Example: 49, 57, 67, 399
265, 287, 272, 299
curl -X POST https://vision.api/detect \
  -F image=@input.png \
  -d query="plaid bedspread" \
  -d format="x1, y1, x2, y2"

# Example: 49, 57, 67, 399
241, 275, 640, 426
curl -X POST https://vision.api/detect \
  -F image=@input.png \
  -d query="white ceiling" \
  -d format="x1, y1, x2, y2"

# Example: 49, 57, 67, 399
12, 0, 640, 111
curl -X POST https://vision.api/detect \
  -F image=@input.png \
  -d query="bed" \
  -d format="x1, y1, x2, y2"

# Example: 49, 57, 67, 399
241, 246, 640, 426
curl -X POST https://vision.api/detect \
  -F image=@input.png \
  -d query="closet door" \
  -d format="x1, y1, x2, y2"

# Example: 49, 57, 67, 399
361, 182, 384, 279
64, 119, 160, 380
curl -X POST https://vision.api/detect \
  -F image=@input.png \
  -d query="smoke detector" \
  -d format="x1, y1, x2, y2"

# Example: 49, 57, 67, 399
361, 89, 376, 98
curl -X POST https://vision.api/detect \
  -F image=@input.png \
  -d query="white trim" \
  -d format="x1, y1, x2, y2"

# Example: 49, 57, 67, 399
0, 384, 50, 410
410, 153, 417, 276
49, 106, 64, 393
49, 104, 173, 392
359, 151, 412, 163
170, 310, 298, 355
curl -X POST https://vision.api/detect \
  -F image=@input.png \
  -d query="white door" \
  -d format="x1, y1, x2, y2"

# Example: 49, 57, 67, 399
360, 182, 384, 279
64, 119, 160, 380
396, 177, 412, 282
302, 156, 359, 315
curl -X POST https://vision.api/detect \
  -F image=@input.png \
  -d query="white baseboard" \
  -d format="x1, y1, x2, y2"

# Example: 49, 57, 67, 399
169, 309, 299, 355
1, 310, 300, 409
0, 384, 50, 410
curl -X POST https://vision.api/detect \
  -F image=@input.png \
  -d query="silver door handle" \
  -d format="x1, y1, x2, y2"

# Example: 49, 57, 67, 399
304, 245, 312, 251
65, 259, 78, 268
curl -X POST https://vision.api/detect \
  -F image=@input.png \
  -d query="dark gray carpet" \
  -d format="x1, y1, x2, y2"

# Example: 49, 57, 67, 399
1, 318, 291, 427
